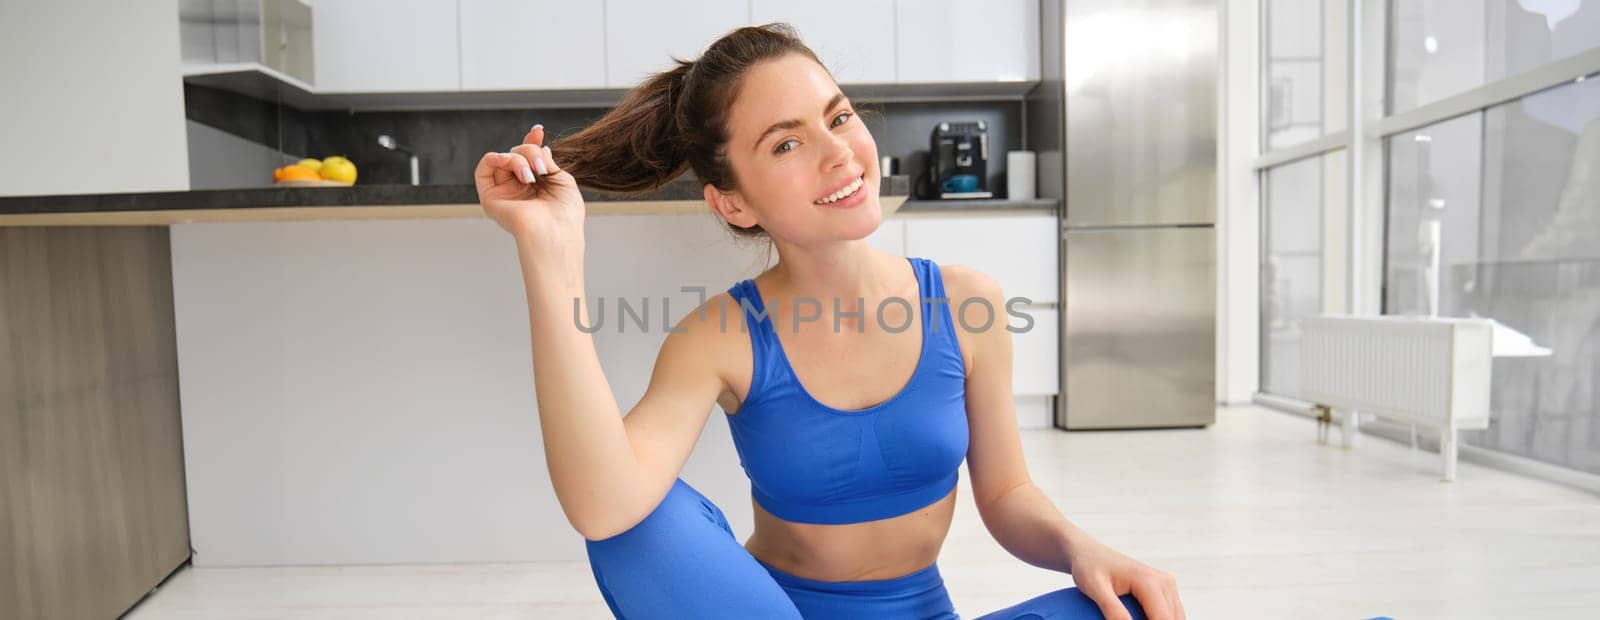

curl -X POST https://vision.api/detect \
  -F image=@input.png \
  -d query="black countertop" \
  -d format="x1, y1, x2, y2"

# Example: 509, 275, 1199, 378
0, 175, 912, 217
897, 198, 1057, 212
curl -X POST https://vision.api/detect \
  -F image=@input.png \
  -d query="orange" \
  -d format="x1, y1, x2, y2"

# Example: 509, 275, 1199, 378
275, 165, 321, 182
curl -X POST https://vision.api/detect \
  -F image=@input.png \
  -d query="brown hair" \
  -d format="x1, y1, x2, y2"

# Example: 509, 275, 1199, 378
548, 23, 826, 238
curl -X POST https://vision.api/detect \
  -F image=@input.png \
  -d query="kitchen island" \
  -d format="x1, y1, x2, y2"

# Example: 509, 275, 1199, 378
1, 174, 1057, 619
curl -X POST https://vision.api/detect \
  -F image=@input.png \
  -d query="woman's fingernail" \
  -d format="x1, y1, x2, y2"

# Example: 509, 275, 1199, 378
543, 145, 553, 158
533, 123, 543, 131
534, 156, 548, 175
520, 165, 536, 184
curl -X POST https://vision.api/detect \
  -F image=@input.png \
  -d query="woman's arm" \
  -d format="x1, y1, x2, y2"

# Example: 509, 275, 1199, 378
479, 126, 721, 542
946, 265, 1184, 620
518, 259, 724, 541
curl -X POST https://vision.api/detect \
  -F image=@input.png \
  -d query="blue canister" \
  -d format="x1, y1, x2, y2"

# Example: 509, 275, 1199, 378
939, 174, 980, 193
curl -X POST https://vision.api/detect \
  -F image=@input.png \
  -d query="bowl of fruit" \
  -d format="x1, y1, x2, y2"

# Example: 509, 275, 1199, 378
274, 156, 358, 186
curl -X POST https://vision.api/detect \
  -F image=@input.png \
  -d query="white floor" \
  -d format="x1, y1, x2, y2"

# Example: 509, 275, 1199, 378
126, 406, 1600, 619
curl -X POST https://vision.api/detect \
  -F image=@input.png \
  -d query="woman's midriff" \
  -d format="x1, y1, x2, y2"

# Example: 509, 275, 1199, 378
742, 486, 957, 582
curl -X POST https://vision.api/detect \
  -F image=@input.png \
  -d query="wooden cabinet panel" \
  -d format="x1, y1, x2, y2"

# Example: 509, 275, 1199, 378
0, 227, 191, 620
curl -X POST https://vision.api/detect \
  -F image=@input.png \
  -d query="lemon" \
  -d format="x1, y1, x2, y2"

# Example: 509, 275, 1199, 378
297, 158, 323, 172
319, 156, 357, 184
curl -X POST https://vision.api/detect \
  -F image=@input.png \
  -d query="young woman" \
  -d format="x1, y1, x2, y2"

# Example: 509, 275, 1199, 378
473, 23, 1183, 620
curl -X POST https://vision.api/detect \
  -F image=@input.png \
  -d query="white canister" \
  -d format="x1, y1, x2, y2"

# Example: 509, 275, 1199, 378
1006, 150, 1037, 200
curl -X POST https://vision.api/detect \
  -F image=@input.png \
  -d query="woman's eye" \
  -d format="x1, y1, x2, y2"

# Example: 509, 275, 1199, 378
772, 113, 851, 155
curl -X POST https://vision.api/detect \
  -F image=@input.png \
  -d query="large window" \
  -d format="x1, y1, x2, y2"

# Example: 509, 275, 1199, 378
1258, 0, 1600, 476
1263, 0, 1347, 150
1258, 0, 1345, 398
1264, 0, 1328, 149
1390, 0, 1600, 113
1384, 76, 1600, 474
1383, 112, 1484, 317
1261, 156, 1325, 396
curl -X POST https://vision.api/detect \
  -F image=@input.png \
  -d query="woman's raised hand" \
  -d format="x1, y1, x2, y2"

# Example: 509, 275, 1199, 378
475, 124, 586, 245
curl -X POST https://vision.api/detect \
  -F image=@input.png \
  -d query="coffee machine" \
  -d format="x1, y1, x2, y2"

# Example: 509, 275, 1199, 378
926, 121, 992, 199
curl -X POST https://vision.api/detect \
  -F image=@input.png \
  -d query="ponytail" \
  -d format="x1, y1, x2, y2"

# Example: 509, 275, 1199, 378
550, 59, 694, 194
548, 23, 826, 237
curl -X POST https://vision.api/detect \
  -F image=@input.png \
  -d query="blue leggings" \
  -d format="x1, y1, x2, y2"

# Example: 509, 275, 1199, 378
585, 478, 1146, 619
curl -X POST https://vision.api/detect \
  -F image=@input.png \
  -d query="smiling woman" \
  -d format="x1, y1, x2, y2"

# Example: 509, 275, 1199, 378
543, 26, 884, 246
472, 23, 1171, 620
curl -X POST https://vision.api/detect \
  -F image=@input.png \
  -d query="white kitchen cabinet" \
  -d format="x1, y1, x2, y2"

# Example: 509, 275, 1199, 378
201, 0, 1044, 101
894, 0, 1039, 83
750, 0, 897, 85
1013, 395, 1054, 429
905, 212, 1058, 402
902, 213, 1058, 305
460, 0, 606, 90
604, 0, 750, 88
868, 219, 906, 255
313, 0, 460, 92
1009, 306, 1058, 395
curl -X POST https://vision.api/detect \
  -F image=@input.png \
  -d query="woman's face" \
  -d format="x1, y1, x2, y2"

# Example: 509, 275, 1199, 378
715, 53, 881, 244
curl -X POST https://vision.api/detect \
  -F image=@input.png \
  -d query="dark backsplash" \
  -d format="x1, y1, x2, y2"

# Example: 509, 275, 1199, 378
185, 83, 1026, 197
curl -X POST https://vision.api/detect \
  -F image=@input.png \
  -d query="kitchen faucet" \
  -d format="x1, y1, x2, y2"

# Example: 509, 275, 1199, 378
377, 134, 421, 186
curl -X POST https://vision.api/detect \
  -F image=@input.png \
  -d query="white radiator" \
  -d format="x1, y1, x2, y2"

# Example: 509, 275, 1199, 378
1298, 315, 1494, 481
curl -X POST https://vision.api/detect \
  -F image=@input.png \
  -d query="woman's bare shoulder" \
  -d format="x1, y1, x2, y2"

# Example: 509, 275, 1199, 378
934, 262, 1005, 306
659, 290, 755, 406
929, 262, 1007, 374
661, 290, 750, 352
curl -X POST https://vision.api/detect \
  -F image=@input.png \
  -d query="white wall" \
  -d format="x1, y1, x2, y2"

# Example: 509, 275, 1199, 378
1219, 0, 1260, 404
171, 215, 774, 565
0, 0, 189, 196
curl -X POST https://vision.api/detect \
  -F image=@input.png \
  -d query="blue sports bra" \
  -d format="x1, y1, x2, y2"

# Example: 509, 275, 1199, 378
723, 256, 969, 525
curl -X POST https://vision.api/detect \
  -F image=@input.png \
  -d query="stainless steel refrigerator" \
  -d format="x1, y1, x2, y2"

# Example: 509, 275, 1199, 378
1030, 0, 1217, 429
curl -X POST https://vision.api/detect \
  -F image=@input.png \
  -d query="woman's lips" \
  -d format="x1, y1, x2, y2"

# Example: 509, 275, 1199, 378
814, 174, 865, 204
815, 175, 869, 209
